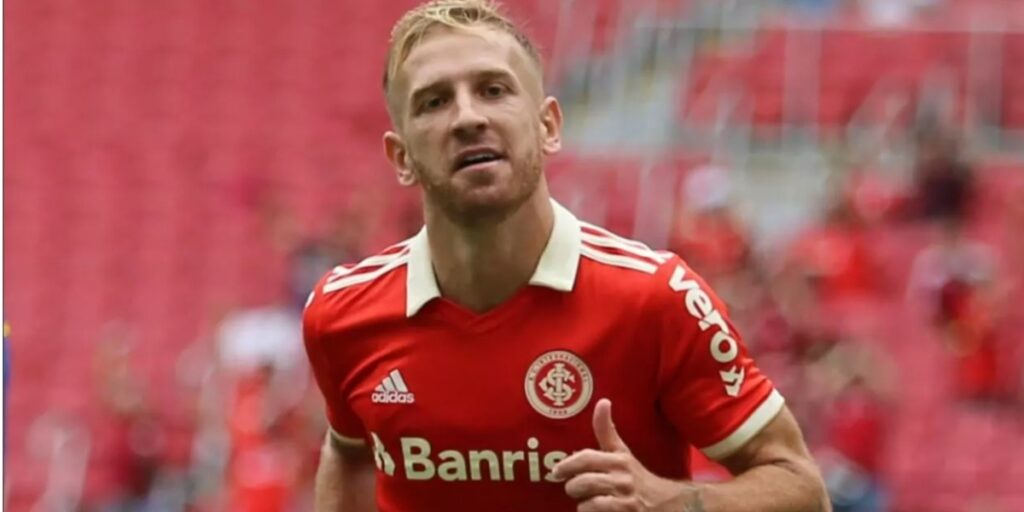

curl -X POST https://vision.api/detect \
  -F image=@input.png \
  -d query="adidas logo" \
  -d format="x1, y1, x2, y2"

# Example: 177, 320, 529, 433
372, 369, 415, 404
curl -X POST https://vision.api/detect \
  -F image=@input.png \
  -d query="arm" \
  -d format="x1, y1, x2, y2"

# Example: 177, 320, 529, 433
553, 401, 828, 512
697, 405, 829, 512
554, 259, 829, 511
315, 432, 378, 512
304, 277, 377, 511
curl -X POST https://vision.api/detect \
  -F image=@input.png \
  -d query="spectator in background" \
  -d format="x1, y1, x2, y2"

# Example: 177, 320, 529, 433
92, 327, 187, 512
231, 190, 372, 511
226, 364, 302, 512
906, 219, 1005, 404
216, 303, 305, 384
843, 167, 904, 227
176, 308, 233, 511
212, 303, 312, 511
910, 129, 975, 223
669, 164, 751, 283
809, 339, 892, 512
178, 298, 318, 511
669, 164, 775, 360
786, 185, 882, 304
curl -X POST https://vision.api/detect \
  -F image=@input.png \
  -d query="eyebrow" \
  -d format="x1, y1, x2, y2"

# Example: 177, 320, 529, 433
408, 68, 518, 107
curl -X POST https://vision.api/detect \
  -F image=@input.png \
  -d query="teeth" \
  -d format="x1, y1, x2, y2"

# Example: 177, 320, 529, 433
462, 153, 497, 166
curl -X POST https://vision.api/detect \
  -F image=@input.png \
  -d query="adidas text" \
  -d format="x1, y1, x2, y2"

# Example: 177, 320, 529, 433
372, 391, 416, 404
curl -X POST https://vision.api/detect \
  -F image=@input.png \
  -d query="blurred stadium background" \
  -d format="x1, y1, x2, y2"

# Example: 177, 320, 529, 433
4, 0, 1024, 510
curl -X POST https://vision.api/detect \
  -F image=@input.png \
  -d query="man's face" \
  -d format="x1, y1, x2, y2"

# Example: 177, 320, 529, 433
384, 26, 562, 224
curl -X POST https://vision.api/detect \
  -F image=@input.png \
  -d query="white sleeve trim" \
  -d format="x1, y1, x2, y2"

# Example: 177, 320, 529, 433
700, 389, 786, 460
329, 427, 366, 446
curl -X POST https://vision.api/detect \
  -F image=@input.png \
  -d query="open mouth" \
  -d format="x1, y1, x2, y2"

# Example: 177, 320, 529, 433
455, 150, 505, 172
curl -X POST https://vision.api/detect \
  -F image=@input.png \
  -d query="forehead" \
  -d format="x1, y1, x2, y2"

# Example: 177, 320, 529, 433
397, 26, 536, 93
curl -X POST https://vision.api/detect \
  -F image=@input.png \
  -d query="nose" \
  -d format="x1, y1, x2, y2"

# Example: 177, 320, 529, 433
451, 89, 488, 140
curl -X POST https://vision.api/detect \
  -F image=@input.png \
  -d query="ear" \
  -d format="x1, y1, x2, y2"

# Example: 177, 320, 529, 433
384, 131, 418, 187
538, 96, 563, 156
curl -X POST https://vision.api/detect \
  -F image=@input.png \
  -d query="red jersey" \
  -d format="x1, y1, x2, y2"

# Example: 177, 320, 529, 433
303, 201, 784, 511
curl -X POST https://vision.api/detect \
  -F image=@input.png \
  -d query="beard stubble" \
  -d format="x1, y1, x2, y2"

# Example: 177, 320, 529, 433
410, 144, 544, 227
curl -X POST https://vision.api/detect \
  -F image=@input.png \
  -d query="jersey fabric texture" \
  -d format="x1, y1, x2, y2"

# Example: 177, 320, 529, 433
303, 200, 785, 511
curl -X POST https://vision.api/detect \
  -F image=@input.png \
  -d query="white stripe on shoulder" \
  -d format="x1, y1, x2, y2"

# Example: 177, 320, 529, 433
580, 245, 658, 274
579, 222, 670, 264
579, 221, 648, 249
323, 253, 410, 294
580, 232, 669, 265
328, 248, 410, 280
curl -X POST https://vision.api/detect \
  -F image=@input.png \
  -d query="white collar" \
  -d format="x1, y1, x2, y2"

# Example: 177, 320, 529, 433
405, 199, 582, 317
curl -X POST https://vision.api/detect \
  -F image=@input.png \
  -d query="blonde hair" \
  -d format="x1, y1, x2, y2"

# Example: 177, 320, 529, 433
383, 0, 543, 117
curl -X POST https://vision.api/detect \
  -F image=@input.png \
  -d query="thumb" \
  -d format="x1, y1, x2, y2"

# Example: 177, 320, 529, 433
592, 398, 629, 453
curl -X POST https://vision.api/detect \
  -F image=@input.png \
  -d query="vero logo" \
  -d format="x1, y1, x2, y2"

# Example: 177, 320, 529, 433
669, 265, 745, 397
372, 369, 416, 404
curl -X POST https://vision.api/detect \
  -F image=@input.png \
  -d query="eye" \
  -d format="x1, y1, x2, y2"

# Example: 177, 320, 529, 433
421, 95, 447, 113
482, 83, 507, 98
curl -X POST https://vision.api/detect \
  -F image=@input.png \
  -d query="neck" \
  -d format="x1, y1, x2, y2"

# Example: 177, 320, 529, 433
425, 186, 555, 313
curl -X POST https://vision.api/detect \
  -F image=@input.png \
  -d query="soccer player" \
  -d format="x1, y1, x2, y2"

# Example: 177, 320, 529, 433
302, 1, 829, 510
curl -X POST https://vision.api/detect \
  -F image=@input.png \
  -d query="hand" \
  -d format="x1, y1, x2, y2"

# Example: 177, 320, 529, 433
552, 399, 703, 512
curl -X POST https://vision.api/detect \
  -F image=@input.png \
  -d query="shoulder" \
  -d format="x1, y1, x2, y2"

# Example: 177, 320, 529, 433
576, 219, 692, 288
303, 238, 412, 331
577, 220, 676, 276
575, 220, 718, 314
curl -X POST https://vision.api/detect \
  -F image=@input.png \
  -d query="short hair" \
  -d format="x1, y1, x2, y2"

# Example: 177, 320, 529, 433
383, 0, 543, 119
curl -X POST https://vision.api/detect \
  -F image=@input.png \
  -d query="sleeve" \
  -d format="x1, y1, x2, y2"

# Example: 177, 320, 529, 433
654, 258, 785, 460
302, 279, 367, 446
